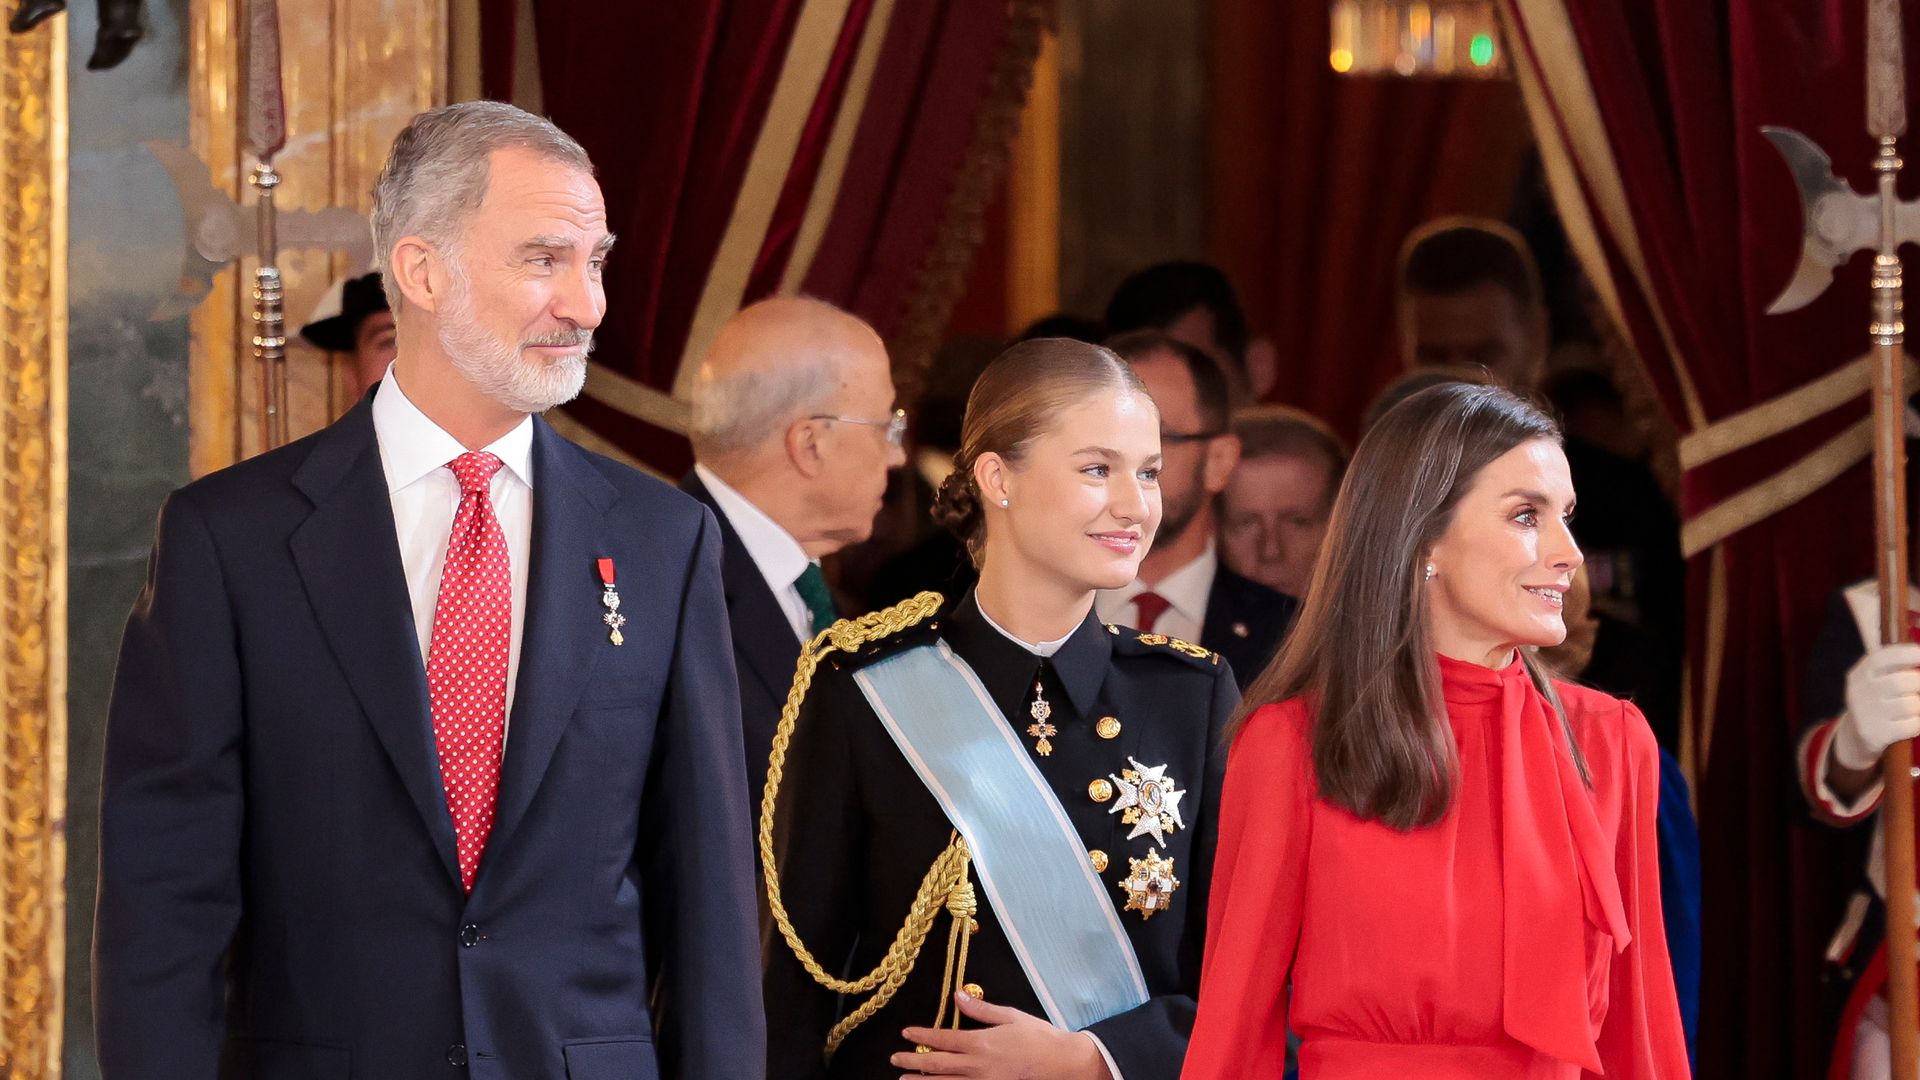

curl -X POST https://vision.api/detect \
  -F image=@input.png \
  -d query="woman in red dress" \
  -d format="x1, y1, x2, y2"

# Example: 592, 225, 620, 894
1183, 382, 1688, 1079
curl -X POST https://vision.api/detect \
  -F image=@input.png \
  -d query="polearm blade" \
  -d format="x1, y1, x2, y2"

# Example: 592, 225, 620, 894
242, 0, 289, 451
1866, 0, 1918, 1075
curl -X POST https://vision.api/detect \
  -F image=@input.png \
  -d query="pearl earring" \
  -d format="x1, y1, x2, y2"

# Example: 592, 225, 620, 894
1424, 563, 1436, 581
1000, 498, 1010, 507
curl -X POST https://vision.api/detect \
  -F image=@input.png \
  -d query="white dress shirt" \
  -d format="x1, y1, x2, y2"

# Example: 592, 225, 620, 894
693, 463, 817, 644
372, 364, 534, 732
1095, 543, 1217, 643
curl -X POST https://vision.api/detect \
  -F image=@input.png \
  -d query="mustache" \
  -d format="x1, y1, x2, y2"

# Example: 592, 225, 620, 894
524, 329, 595, 351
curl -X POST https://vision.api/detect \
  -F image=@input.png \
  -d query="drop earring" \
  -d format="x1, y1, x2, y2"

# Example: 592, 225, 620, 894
1424, 563, 1436, 581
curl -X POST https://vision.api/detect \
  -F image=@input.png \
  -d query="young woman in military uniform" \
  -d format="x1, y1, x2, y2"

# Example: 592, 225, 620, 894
761, 337, 1240, 1078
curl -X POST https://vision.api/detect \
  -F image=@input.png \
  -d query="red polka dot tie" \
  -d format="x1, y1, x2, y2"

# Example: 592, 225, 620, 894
427, 451, 511, 893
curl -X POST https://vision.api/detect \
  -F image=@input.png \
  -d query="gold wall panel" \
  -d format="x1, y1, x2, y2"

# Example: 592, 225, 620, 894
0, 17, 67, 1080
190, 0, 446, 476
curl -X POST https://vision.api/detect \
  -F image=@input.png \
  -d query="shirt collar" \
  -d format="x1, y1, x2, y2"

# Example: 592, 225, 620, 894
945, 589, 1111, 720
693, 462, 811, 590
371, 362, 534, 493
1102, 542, 1217, 623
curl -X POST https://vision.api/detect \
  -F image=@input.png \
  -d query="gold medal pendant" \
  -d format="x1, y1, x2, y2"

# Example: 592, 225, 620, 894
1118, 850, 1180, 920
1025, 676, 1057, 756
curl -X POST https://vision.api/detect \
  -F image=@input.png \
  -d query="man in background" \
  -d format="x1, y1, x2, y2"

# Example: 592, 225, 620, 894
300, 269, 397, 399
685, 296, 906, 802
1098, 329, 1296, 688
1219, 407, 1347, 600
1105, 259, 1278, 402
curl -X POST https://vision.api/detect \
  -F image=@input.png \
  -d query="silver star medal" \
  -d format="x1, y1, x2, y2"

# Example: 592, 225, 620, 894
1108, 756, 1186, 847
601, 582, 626, 646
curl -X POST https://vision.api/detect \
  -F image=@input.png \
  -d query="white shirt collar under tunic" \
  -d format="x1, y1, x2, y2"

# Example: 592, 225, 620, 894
1095, 542, 1217, 641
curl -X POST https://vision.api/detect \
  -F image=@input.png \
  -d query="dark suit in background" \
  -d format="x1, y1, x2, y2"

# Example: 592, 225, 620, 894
681, 471, 804, 802
1200, 566, 1298, 691
94, 399, 764, 1080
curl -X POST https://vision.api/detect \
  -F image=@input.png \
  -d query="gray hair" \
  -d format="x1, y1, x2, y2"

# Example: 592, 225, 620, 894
689, 352, 842, 459
370, 100, 593, 304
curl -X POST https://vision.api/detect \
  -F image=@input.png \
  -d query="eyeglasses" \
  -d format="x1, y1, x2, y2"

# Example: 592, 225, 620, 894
811, 408, 909, 448
1161, 428, 1227, 444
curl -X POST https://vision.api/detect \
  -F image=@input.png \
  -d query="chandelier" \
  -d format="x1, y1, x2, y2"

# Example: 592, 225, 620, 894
1328, 1, 1508, 78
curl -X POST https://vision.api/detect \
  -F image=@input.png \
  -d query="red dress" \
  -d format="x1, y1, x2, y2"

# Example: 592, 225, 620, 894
1182, 654, 1689, 1079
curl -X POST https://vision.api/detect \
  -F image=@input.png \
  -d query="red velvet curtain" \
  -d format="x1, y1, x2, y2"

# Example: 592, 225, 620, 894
1205, 1, 1535, 439
483, 0, 1050, 473
1502, 3, 1920, 1075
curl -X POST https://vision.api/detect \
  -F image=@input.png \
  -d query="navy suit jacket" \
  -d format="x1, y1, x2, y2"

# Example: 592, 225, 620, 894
677, 473, 803, 805
94, 396, 765, 1080
1200, 566, 1298, 691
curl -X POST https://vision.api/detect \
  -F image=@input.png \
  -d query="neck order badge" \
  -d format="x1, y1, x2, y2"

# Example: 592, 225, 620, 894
597, 558, 625, 646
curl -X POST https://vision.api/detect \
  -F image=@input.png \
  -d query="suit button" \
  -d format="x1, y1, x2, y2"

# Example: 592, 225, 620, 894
447, 1043, 468, 1066
1089, 849, 1109, 873
1088, 778, 1114, 803
459, 923, 481, 947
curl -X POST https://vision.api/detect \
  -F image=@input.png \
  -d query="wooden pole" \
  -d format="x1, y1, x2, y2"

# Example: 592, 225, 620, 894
1867, 1, 1916, 1071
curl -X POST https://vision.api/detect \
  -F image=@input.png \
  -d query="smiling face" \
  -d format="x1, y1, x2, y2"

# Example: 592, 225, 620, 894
436, 146, 611, 413
1423, 437, 1582, 666
978, 386, 1163, 594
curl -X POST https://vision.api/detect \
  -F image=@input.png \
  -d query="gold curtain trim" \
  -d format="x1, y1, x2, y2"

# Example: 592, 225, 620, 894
2, 17, 67, 1079
888, 0, 1054, 401
779, 0, 898, 294
583, 362, 693, 434
674, 0, 857, 398
1678, 353, 1916, 470
1500, 0, 1709, 432
1681, 414, 1873, 557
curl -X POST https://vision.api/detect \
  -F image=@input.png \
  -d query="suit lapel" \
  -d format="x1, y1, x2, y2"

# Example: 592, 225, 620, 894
682, 474, 801, 704
289, 400, 461, 887
487, 418, 617, 863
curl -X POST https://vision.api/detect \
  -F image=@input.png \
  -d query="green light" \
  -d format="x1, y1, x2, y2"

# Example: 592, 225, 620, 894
1469, 33, 1495, 67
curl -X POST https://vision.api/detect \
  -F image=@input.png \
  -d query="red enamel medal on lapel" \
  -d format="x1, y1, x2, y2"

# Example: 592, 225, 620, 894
597, 557, 626, 646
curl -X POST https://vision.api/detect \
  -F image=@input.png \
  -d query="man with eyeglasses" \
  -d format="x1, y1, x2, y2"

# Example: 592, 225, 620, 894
684, 296, 906, 804
1095, 330, 1298, 691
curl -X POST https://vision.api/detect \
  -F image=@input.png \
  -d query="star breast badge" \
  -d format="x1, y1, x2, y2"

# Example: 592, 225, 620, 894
1117, 850, 1180, 920
1108, 756, 1186, 847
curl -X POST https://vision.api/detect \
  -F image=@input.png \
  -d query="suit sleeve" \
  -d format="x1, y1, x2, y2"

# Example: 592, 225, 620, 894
1592, 702, 1692, 1080
643, 508, 766, 1079
94, 490, 245, 1079
1179, 701, 1312, 1079
760, 655, 869, 1079
1084, 666, 1240, 1077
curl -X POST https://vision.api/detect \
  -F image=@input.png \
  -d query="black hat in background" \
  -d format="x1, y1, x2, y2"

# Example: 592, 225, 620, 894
299, 271, 390, 352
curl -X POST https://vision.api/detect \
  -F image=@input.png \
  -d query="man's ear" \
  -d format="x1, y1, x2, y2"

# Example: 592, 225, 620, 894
1203, 433, 1242, 495
390, 237, 446, 314
785, 417, 827, 479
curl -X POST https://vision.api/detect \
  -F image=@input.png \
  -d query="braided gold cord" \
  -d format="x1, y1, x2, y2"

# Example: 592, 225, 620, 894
758, 592, 973, 1058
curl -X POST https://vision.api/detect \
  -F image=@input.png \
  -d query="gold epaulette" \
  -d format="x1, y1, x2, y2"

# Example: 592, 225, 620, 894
1107, 623, 1222, 665
759, 591, 979, 1061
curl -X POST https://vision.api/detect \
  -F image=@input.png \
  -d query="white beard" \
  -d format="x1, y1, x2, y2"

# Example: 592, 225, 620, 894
436, 277, 591, 414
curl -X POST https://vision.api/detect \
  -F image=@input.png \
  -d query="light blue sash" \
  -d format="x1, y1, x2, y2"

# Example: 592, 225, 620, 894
851, 641, 1149, 1030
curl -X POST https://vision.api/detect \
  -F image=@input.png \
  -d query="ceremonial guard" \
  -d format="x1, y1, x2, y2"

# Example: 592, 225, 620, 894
1798, 579, 1920, 1080
762, 338, 1237, 1078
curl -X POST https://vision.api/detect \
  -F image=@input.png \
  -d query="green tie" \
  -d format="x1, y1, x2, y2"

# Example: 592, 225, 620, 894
795, 563, 839, 634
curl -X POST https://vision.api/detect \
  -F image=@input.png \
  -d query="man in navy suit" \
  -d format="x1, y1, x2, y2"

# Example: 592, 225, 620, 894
93, 102, 763, 1080
1097, 330, 1298, 688
681, 297, 905, 804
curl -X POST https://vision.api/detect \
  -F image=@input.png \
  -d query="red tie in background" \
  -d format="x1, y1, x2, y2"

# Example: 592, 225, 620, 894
1133, 591, 1171, 635
427, 451, 511, 892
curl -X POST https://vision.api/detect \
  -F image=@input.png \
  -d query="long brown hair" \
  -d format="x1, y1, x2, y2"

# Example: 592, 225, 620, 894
1236, 381, 1586, 829
931, 338, 1146, 568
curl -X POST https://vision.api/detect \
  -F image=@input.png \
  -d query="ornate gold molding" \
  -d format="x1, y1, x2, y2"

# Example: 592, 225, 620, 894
0, 16, 67, 1080
190, 0, 446, 476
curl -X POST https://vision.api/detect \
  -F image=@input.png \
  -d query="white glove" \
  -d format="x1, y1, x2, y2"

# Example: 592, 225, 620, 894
1834, 642, 1920, 771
